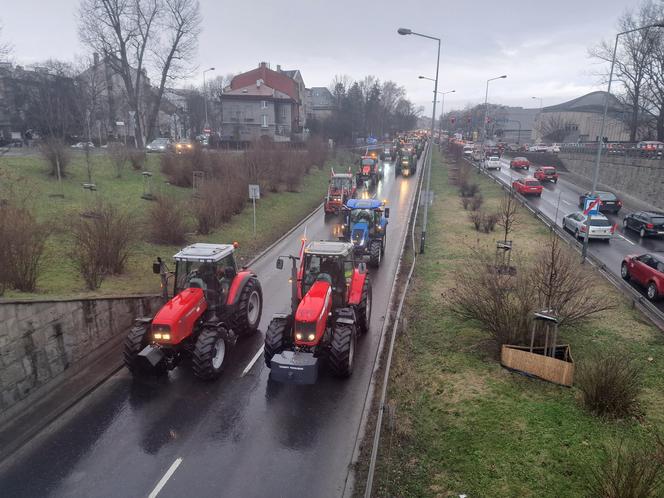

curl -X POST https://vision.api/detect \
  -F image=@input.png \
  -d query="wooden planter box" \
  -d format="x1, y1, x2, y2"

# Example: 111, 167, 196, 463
501, 344, 574, 387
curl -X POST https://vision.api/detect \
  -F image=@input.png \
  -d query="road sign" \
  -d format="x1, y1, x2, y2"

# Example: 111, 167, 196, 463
115, 121, 125, 126
248, 184, 260, 200
366, 136, 377, 145
583, 197, 600, 215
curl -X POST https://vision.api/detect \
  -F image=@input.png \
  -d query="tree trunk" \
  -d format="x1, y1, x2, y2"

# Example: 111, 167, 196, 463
657, 107, 664, 142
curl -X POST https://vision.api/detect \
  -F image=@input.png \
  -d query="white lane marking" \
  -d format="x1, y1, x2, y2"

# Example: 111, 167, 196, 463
148, 457, 183, 498
561, 200, 572, 206
241, 345, 264, 377
617, 234, 636, 245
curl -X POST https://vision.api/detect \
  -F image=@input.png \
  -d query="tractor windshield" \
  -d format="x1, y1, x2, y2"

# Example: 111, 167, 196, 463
302, 254, 344, 295
361, 158, 374, 166
331, 177, 351, 189
175, 261, 218, 293
350, 208, 374, 225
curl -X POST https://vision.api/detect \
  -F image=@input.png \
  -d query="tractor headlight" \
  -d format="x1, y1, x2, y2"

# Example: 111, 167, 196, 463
152, 325, 171, 341
295, 333, 303, 340
307, 333, 316, 341
154, 333, 162, 339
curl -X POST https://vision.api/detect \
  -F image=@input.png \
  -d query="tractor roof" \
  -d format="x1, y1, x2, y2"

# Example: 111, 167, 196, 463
347, 198, 383, 210
332, 173, 353, 178
305, 240, 353, 257
173, 243, 234, 262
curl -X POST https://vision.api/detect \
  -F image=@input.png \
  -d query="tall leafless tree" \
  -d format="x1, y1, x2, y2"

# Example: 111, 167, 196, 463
535, 114, 579, 142
0, 22, 12, 61
78, 0, 201, 147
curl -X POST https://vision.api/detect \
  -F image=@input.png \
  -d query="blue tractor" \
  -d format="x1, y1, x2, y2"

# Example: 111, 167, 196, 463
342, 199, 390, 267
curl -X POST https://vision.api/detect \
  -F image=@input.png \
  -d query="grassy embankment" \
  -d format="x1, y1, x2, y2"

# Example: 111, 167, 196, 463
0, 151, 338, 298
371, 148, 664, 497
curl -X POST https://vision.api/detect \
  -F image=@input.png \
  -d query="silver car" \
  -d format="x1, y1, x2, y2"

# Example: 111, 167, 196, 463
562, 212, 614, 241
146, 138, 173, 152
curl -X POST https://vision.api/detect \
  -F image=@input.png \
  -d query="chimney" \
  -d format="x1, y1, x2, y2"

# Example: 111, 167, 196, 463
259, 61, 267, 68
93, 52, 100, 66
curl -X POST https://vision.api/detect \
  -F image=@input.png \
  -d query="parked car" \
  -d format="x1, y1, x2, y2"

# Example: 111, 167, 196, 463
512, 177, 543, 196
550, 144, 560, 153
463, 146, 473, 158
621, 253, 664, 301
578, 191, 623, 214
533, 166, 559, 183
146, 137, 173, 153
509, 157, 530, 170
637, 141, 664, 158
528, 143, 549, 152
484, 156, 501, 170
622, 211, 664, 238
71, 141, 94, 149
563, 212, 614, 241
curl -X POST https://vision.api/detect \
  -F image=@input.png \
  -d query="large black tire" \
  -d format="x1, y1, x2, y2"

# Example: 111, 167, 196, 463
264, 317, 290, 368
356, 278, 372, 335
191, 328, 227, 380
369, 240, 382, 267
328, 323, 356, 378
230, 277, 263, 335
123, 325, 149, 375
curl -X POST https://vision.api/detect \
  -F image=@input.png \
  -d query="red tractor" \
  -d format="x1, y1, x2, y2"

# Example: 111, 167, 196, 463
357, 155, 381, 187
123, 243, 263, 380
324, 170, 356, 216
264, 240, 372, 384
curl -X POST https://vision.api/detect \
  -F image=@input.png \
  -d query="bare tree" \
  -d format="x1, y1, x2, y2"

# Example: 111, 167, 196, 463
78, 0, 201, 147
589, 1, 661, 141
0, 22, 12, 61
497, 192, 520, 245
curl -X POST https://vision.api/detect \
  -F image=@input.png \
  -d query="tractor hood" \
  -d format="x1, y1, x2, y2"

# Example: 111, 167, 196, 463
151, 287, 207, 344
295, 280, 332, 323
351, 222, 369, 247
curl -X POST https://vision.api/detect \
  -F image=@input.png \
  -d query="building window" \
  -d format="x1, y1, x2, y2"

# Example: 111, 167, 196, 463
261, 114, 268, 128
261, 100, 267, 109
281, 107, 287, 121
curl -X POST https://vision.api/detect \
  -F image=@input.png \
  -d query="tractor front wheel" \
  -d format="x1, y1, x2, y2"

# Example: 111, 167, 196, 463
231, 278, 263, 335
328, 323, 356, 378
123, 325, 150, 375
264, 317, 290, 367
192, 328, 227, 380
369, 240, 382, 267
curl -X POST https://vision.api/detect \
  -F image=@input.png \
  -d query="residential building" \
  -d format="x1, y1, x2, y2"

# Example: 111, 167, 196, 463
305, 87, 336, 122
221, 62, 306, 142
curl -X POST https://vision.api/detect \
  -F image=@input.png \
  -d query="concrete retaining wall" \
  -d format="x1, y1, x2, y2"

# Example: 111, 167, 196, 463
0, 295, 161, 418
558, 152, 664, 210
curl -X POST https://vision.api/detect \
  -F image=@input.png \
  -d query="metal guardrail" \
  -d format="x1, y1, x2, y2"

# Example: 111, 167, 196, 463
464, 157, 664, 332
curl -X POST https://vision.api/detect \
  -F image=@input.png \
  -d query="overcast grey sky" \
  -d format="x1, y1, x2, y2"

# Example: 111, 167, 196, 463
2, 0, 638, 115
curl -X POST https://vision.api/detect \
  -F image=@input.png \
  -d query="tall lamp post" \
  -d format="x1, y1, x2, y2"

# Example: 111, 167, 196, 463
203, 67, 215, 131
398, 27, 440, 254
419, 76, 454, 140
581, 21, 664, 262
482, 75, 507, 145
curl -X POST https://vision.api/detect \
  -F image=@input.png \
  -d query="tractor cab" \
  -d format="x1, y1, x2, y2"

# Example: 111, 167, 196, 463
301, 241, 355, 307
172, 243, 238, 311
325, 172, 356, 215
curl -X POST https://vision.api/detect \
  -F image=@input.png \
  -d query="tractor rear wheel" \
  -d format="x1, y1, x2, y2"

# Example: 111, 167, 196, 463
192, 328, 227, 380
264, 317, 289, 368
123, 325, 150, 375
231, 278, 263, 335
356, 278, 372, 335
369, 240, 382, 267
328, 323, 356, 378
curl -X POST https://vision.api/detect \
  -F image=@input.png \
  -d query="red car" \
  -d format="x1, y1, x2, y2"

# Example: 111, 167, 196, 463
622, 253, 664, 301
509, 157, 530, 170
512, 177, 543, 196
534, 166, 559, 183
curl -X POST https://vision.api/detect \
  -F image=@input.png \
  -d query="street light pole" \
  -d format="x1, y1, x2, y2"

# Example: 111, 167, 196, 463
581, 22, 664, 262
418, 77, 454, 142
202, 67, 215, 131
399, 27, 440, 254
481, 75, 507, 167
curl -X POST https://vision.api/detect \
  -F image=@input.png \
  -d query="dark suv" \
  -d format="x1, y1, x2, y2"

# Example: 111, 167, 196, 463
623, 211, 664, 238
578, 191, 623, 214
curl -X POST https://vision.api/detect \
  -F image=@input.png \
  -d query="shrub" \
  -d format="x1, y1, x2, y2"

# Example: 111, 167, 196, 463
586, 437, 664, 498
306, 136, 328, 171
469, 210, 484, 231
40, 138, 71, 178
469, 193, 484, 211
460, 196, 472, 210
482, 212, 499, 233
108, 143, 129, 177
459, 182, 480, 198
0, 203, 49, 292
148, 195, 187, 245
71, 203, 134, 289
128, 149, 146, 171
577, 351, 642, 418
284, 151, 306, 192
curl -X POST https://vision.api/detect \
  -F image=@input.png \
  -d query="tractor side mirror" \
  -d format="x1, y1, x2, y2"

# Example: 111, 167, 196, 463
276, 257, 284, 270
358, 262, 367, 274
152, 260, 162, 274
384, 208, 390, 219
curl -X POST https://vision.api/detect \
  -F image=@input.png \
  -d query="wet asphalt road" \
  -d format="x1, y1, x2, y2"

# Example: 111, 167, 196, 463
487, 157, 664, 314
0, 157, 422, 498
